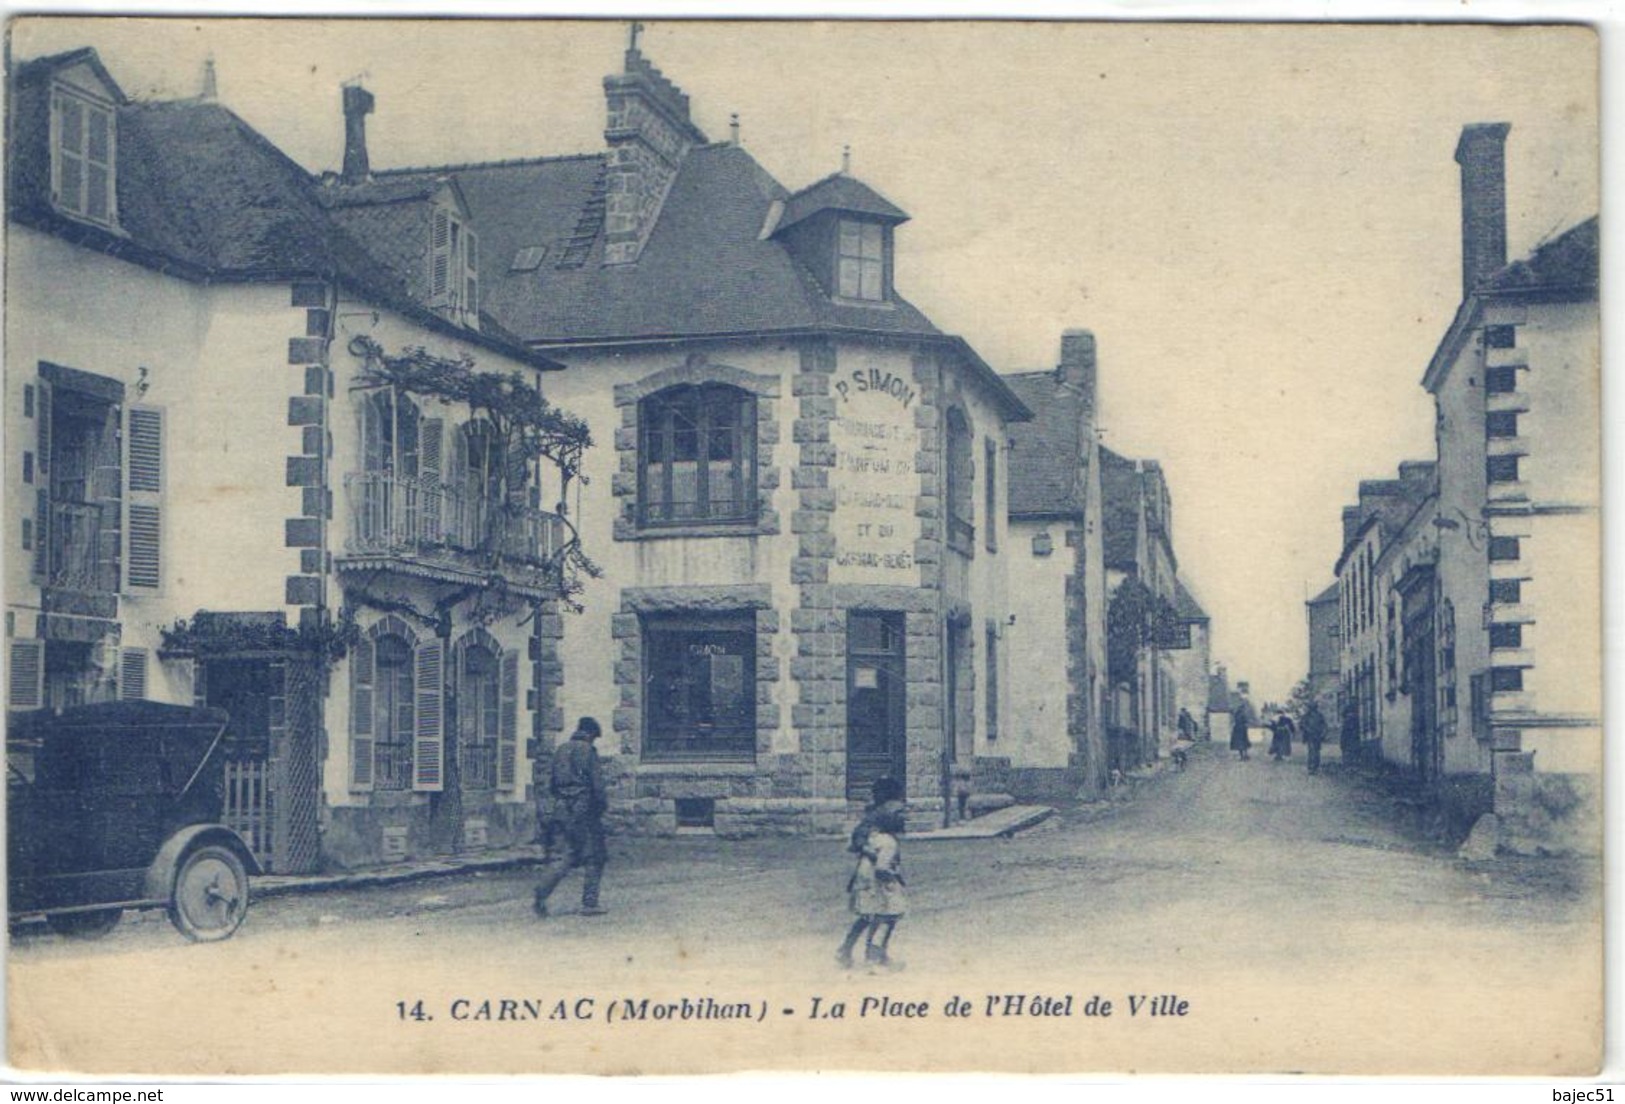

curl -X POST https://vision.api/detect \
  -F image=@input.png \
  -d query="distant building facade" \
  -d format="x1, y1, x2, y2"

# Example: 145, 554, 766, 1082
1001, 330, 1109, 798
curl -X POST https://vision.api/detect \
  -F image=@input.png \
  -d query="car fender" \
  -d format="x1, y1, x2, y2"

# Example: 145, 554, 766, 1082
144, 825, 262, 901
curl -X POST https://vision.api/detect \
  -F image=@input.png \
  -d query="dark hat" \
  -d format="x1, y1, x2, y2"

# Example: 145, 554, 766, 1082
575, 717, 602, 738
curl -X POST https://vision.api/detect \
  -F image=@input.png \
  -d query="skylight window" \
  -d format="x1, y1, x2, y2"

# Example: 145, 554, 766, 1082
837, 219, 884, 301
510, 245, 549, 272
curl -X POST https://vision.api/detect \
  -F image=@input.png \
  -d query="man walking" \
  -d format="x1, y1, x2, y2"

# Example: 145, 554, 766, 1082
533, 717, 608, 918
1301, 701, 1327, 775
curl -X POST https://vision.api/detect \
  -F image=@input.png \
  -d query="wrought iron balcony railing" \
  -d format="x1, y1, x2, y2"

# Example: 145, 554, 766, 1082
342, 472, 574, 580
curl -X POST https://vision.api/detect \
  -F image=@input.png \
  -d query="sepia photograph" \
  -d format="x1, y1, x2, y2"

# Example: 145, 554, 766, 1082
1, 14, 1606, 1079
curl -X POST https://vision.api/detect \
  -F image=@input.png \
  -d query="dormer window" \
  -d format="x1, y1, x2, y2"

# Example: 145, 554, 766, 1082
51, 85, 117, 227
430, 207, 479, 326
837, 219, 885, 301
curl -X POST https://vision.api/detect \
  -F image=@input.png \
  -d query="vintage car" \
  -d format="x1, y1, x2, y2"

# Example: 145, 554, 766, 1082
7, 700, 259, 941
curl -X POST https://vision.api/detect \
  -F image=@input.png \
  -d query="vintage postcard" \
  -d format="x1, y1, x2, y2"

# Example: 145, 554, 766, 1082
3, 17, 1604, 1077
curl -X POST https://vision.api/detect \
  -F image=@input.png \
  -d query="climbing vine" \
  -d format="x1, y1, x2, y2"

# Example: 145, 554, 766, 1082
347, 336, 602, 613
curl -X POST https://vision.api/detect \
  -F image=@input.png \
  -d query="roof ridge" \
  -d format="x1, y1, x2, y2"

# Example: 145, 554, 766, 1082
375, 152, 604, 176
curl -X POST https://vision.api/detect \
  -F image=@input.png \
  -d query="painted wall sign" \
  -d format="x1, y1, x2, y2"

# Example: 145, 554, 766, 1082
830, 360, 921, 585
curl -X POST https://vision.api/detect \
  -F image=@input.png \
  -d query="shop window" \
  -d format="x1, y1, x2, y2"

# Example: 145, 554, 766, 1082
639, 384, 757, 527
643, 613, 757, 761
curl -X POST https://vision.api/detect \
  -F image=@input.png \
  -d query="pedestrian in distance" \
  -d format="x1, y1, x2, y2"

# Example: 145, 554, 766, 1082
1301, 701, 1327, 775
533, 717, 609, 918
1268, 711, 1295, 761
837, 778, 908, 972
1178, 706, 1198, 744
1229, 708, 1251, 760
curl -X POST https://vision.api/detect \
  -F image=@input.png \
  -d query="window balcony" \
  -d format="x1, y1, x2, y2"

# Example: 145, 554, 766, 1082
339, 471, 575, 596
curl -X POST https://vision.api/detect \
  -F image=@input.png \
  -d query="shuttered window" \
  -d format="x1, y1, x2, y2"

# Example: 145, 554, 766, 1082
430, 208, 451, 301
8, 639, 45, 710
52, 87, 117, 227
349, 636, 375, 791
33, 383, 51, 583
126, 405, 163, 589
119, 647, 148, 700
413, 639, 445, 792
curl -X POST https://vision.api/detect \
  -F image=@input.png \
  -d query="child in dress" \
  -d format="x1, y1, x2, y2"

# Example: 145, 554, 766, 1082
837, 799, 908, 971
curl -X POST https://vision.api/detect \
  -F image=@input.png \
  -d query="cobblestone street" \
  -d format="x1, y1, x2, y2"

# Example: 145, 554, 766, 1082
10, 743, 1600, 1076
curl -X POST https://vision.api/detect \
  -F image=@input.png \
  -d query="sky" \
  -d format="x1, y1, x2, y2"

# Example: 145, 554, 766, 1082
8, 17, 1600, 702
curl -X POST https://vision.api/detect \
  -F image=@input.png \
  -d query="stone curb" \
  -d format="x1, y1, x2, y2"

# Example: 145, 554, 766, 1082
250, 847, 547, 901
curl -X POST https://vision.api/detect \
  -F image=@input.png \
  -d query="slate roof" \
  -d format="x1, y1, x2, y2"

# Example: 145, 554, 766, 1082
383, 145, 947, 345
1173, 580, 1208, 623
777, 171, 909, 233
1003, 370, 1087, 517
7, 49, 559, 370
1482, 216, 1598, 296
380, 141, 1028, 418
1309, 582, 1339, 607
1099, 447, 1143, 569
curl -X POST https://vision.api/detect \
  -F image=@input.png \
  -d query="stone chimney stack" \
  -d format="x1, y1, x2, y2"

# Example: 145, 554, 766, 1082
341, 84, 375, 185
1341, 506, 1362, 548
1058, 328, 1098, 421
602, 46, 708, 265
1454, 122, 1511, 299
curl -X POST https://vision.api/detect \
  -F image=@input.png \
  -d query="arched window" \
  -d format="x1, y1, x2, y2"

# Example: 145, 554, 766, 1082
458, 640, 500, 790
945, 407, 974, 553
639, 384, 756, 526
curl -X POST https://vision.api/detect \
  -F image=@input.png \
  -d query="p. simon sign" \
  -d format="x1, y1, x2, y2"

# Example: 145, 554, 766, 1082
829, 364, 921, 585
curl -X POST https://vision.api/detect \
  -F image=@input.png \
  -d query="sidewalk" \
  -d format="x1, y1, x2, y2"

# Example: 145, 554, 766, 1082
250, 803, 1060, 899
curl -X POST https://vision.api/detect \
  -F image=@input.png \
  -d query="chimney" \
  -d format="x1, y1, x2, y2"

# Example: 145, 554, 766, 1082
603, 46, 707, 265
1058, 328, 1098, 419
729, 113, 740, 147
1341, 505, 1362, 548
1454, 122, 1511, 299
199, 57, 217, 102
341, 84, 375, 185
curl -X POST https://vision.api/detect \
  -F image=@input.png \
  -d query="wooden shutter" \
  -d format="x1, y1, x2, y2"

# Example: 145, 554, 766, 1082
497, 650, 519, 790
430, 209, 451, 302
33, 382, 51, 583
420, 417, 444, 542
8, 639, 45, 710
349, 636, 375, 791
465, 229, 480, 317
413, 639, 444, 792
119, 647, 149, 701
126, 405, 163, 590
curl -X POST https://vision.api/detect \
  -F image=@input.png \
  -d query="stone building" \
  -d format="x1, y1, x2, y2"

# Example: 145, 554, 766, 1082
6, 49, 579, 870
1420, 124, 1599, 852
1304, 582, 1340, 722
1332, 462, 1435, 765
1000, 330, 1109, 799
374, 43, 1032, 834
1169, 580, 1212, 742
1100, 447, 1181, 767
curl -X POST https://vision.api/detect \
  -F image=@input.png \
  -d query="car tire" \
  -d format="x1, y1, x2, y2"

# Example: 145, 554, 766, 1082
167, 843, 248, 942
45, 908, 122, 940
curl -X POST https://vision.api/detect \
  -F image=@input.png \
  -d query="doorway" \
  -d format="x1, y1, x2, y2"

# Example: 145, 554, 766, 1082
200, 659, 275, 869
845, 611, 905, 801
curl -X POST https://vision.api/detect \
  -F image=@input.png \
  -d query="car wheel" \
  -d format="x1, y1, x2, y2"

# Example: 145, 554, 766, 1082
45, 908, 122, 940
167, 843, 248, 942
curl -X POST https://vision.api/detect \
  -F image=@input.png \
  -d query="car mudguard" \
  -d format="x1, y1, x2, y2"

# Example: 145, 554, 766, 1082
143, 824, 262, 901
